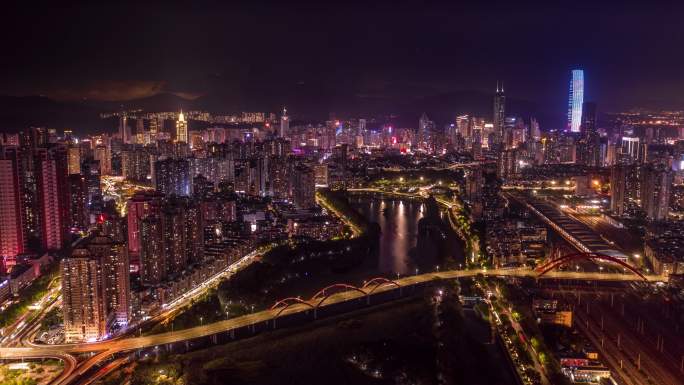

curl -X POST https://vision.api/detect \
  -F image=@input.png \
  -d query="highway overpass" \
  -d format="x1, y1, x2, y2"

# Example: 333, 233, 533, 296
0, 267, 665, 385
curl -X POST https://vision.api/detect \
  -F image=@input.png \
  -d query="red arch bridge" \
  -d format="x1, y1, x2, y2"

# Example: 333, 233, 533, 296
271, 253, 648, 316
270, 277, 402, 317
534, 252, 647, 281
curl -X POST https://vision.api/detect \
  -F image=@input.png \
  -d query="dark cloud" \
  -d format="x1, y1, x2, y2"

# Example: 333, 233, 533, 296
46, 80, 168, 101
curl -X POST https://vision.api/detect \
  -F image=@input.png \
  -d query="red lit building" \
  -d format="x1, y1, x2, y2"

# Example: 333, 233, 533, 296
0, 146, 25, 261
126, 190, 164, 260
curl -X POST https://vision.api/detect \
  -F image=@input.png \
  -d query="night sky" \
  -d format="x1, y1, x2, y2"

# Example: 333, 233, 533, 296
3, 2, 684, 126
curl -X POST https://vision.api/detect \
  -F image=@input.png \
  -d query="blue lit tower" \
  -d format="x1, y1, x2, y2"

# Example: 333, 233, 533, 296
568, 69, 584, 132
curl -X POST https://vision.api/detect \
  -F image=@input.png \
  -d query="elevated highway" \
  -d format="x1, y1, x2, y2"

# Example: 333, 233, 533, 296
0, 267, 665, 384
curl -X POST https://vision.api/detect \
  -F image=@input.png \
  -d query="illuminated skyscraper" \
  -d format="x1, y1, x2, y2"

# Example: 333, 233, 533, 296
139, 198, 203, 286
176, 110, 188, 143
493, 82, 505, 138
280, 107, 289, 138
417, 113, 434, 151
126, 190, 164, 260
568, 69, 584, 132
61, 252, 105, 342
119, 115, 131, 144
291, 164, 315, 209
154, 158, 191, 196
149, 117, 159, 136
61, 235, 130, 342
67, 145, 81, 175
640, 163, 673, 221
610, 164, 627, 216
0, 147, 25, 259
35, 147, 70, 251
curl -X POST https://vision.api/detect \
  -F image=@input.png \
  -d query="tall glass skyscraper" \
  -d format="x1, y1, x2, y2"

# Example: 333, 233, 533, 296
493, 81, 505, 138
568, 69, 584, 132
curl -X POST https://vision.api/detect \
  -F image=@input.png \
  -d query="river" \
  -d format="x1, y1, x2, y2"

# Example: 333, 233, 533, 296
349, 194, 465, 276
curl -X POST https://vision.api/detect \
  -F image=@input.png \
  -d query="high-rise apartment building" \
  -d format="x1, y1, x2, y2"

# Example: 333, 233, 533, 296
121, 147, 151, 182
139, 198, 203, 285
94, 145, 111, 175
291, 164, 315, 209
154, 158, 191, 196
568, 69, 584, 132
61, 251, 106, 342
35, 147, 70, 251
67, 145, 81, 175
126, 190, 164, 258
61, 235, 130, 342
67, 174, 88, 231
641, 163, 673, 221
86, 236, 130, 326
81, 158, 101, 207
0, 147, 25, 259
610, 164, 628, 216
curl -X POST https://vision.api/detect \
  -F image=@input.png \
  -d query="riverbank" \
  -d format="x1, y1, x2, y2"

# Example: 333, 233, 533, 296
98, 281, 516, 385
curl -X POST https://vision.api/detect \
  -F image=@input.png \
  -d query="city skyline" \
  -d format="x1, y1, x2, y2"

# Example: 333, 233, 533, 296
2, 3, 684, 385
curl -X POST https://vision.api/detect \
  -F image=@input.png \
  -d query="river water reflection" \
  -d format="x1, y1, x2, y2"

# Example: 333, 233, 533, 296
349, 196, 430, 275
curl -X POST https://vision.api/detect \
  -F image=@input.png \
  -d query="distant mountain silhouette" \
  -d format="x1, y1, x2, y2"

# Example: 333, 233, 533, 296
0, 95, 103, 133
90, 93, 197, 112
0, 89, 565, 134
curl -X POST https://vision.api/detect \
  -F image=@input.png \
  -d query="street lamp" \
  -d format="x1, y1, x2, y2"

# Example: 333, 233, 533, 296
200, 316, 203, 326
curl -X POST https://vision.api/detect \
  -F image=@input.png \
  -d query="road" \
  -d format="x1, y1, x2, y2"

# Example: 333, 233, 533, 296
0, 267, 665, 384
1, 277, 61, 347
480, 281, 550, 385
